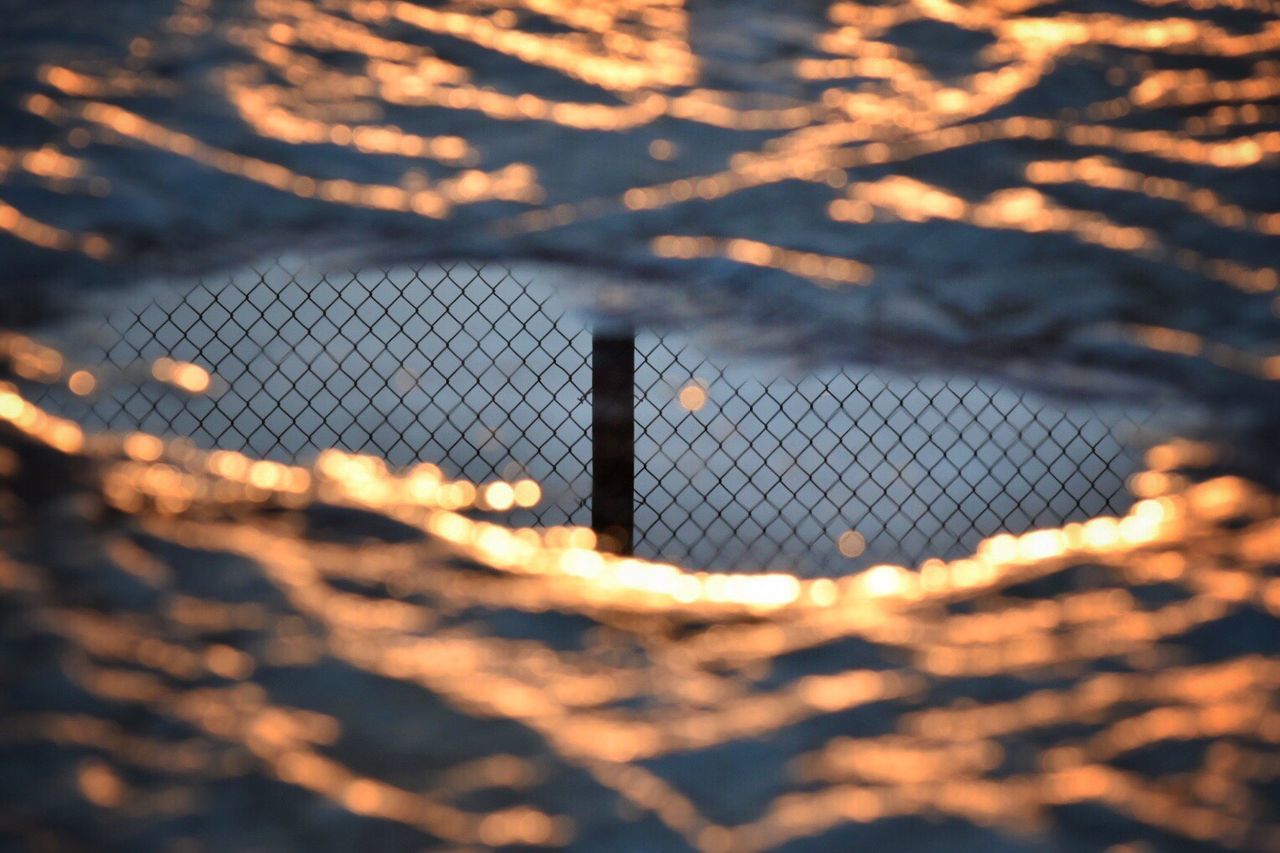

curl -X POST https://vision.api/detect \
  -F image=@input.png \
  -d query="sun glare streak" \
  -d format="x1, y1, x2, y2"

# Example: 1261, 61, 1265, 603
652, 235, 873, 288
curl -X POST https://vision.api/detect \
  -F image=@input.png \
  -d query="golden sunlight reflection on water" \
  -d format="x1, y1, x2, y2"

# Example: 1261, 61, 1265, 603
0, 333, 1277, 849
3, 0, 1280, 846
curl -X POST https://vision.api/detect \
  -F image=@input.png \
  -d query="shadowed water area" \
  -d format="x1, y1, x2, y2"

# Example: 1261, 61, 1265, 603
1, 1, 1279, 850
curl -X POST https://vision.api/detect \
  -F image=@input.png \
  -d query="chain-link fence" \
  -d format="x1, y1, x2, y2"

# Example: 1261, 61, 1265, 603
42, 262, 592, 531
37, 260, 1155, 574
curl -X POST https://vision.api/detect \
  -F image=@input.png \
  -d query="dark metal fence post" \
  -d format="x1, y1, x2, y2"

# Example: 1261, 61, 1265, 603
591, 324, 635, 554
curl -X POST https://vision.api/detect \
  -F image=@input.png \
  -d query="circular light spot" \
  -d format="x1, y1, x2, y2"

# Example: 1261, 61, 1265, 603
648, 138, 675, 160
68, 369, 96, 396
837, 530, 866, 557
678, 381, 708, 412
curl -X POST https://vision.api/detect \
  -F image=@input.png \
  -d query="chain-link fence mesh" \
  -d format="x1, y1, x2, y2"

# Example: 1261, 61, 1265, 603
42, 261, 592, 529
37, 260, 1155, 573
634, 335, 1147, 573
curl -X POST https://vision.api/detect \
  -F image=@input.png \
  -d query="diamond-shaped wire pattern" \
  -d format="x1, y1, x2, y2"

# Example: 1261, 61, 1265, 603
40, 260, 593, 529
633, 330, 1153, 574
37, 261, 1153, 574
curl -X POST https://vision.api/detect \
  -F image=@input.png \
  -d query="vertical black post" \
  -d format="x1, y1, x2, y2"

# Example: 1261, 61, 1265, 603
591, 324, 635, 554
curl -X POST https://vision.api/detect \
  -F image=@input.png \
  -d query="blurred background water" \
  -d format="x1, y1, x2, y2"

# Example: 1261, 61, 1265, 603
1, 0, 1278, 849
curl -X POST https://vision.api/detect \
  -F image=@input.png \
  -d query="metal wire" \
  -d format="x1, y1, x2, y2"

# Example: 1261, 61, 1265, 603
39, 260, 1152, 573
634, 334, 1148, 573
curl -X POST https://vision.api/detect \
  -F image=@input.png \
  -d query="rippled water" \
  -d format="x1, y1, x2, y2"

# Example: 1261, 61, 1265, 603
2, 328, 1278, 851
2, 0, 1279, 849
4, 0, 1279, 402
